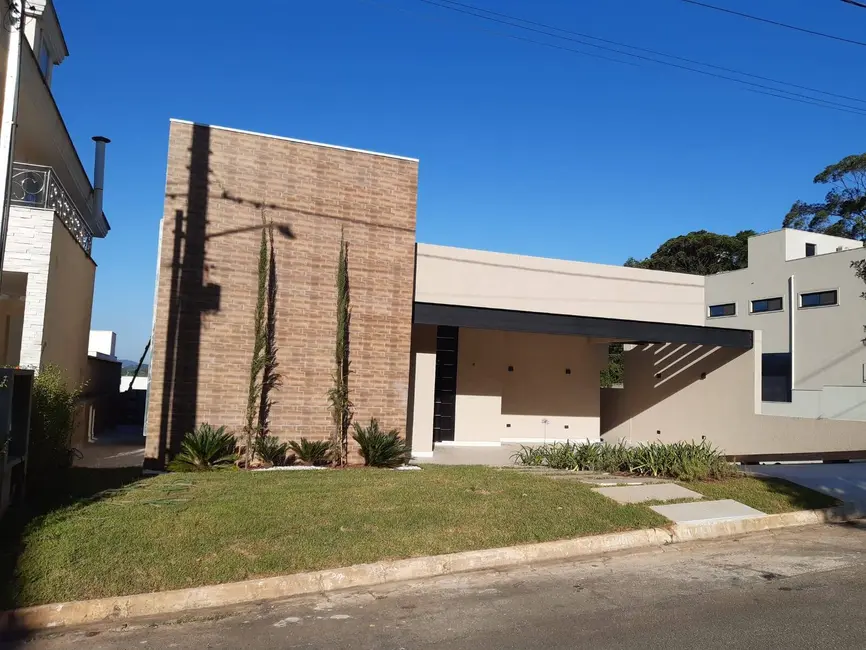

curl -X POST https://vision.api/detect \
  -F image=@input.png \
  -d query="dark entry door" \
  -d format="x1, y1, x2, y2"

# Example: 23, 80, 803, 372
433, 326, 459, 442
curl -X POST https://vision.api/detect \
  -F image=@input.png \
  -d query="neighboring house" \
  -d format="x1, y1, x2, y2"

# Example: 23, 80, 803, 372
144, 121, 866, 467
0, 1, 111, 443
705, 229, 866, 421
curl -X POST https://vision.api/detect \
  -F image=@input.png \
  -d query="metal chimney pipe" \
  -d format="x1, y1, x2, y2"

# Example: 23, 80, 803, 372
92, 136, 110, 223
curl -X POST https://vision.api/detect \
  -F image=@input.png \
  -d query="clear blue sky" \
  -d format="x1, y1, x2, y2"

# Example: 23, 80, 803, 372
52, 0, 865, 360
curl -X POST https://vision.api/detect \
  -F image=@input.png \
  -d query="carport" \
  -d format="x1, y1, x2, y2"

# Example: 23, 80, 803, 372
407, 302, 753, 460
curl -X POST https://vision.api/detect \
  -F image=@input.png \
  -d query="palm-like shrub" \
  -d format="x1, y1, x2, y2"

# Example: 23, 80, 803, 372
255, 435, 290, 466
511, 439, 735, 481
287, 438, 331, 466
168, 423, 237, 472
351, 419, 411, 468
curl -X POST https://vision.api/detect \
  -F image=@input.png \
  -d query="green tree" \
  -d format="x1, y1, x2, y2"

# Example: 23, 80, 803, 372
624, 230, 754, 275
244, 216, 270, 468
783, 154, 866, 240
328, 230, 353, 467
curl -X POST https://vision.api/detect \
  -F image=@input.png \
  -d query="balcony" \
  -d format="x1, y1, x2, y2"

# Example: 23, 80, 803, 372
10, 163, 93, 254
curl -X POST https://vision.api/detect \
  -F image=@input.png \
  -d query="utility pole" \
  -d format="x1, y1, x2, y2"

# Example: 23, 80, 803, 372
0, 0, 26, 293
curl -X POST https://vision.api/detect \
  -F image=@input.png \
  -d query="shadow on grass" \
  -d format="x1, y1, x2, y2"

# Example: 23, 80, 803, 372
754, 476, 844, 510
1, 466, 145, 625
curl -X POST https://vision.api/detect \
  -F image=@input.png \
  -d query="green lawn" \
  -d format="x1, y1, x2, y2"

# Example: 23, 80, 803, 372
1, 466, 666, 608
682, 476, 841, 514
0, 468, 839, 610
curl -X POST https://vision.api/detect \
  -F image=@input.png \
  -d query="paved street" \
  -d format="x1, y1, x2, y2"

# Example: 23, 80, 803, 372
9, 522, 866, 649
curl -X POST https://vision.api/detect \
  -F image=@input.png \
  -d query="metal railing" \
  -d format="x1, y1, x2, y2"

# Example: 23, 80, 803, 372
10, 162, 93, 254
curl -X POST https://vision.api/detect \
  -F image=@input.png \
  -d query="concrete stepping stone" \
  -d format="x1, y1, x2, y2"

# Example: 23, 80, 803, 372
651, 499, 766, 525
594, 483, 704, 504
579, 476, 671, 487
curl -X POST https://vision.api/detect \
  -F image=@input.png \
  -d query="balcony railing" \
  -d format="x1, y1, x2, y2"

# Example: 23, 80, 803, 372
10, 163, 93, 254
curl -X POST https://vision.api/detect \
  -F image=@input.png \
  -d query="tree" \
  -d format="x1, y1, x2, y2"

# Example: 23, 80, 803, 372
328, 230, 353, 467
624, 230, 754, 275
244, 215, 270, 468
604, 228, 754, 388
783, 154, 866, 240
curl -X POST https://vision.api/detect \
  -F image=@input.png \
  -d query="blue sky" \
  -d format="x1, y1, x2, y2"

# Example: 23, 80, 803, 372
53, 0, 865, 359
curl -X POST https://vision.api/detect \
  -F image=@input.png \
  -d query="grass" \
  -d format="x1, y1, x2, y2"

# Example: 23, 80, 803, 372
0, 466, 667, 609
682, 476, 841, 514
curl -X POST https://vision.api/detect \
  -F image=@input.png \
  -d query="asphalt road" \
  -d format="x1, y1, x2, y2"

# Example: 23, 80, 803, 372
9, 522, 866, 649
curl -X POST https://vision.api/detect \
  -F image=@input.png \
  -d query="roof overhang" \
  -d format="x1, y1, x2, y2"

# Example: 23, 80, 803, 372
414, 302, 753, 349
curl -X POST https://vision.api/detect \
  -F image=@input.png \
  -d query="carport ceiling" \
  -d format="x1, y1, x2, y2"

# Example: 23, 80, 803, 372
414, 303, 753, 349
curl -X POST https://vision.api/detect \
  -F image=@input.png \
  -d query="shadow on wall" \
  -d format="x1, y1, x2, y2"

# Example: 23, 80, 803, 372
154, 124, 220, 467
600, 342, 744, 435
152, 126, 296, 466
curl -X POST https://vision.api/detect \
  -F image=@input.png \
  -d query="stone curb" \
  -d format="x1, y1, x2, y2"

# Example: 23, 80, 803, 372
1, 505, 859, 634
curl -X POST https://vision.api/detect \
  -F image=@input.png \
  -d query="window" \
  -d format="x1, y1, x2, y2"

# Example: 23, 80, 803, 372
37, 32, 52, 83
805, 243, 816, 257
751, 297, 783, 313
708, 303, 736, 318
800, 290, 838, 308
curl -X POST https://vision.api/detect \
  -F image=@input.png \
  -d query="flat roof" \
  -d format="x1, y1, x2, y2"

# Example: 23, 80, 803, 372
414, 302, 753, 348
169, 119, 419, 163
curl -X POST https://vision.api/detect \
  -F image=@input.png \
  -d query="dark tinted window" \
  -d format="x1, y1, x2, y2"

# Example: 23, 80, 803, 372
751, 297, 783, 313
805, 243, 816, 257
708, 303, 736, 318
800, 290, 837, 308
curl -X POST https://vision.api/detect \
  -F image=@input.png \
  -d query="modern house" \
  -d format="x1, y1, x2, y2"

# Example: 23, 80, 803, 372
705, 229, 866, 421
0, 1, 111, 444
144, 121, 866, 467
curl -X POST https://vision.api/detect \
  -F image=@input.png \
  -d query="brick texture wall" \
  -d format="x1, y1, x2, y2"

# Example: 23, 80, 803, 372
145, 122, 418, 465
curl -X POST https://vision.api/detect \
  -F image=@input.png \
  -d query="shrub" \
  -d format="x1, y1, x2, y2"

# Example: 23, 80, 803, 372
255, 435, 290, 466
167, 423, 237, 472
351, 419, 411, 468
287, 438, 330, 466
511, 439, 735, 481
27, 365, 82, 488
511, 445, 546, 466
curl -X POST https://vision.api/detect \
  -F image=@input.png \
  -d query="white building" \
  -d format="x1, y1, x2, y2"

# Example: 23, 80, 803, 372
0, 0, 110, 391
705, 229, 866, 421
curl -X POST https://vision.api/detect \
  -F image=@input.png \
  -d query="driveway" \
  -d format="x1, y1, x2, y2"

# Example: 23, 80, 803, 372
74, 425, 145, 469
744, 462, 866, 510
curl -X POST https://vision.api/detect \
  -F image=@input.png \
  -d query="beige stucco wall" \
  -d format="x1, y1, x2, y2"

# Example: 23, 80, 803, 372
416, 244, 706, 325
42, 219, 95, 389
453, 328, 606, 443
601, 332, 866, 456
0, 299, 25, 367
706, 233, 866, 390
407, 325, 436, 453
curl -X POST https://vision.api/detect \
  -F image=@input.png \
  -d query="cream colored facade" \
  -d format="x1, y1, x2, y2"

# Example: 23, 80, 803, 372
409, 244, 715, 456
409, 235, 866, 460
416, 243, 706, 325
601, 332, 866, 456
705, 229, 866, 421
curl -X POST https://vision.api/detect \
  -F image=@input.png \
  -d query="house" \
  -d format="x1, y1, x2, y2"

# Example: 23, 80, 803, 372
705, 229, 866, 421
144, 121, 866, 467
0, 0, 111, 445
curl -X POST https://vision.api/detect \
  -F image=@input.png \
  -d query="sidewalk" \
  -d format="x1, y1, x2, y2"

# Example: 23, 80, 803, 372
74, 425, 145, 469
